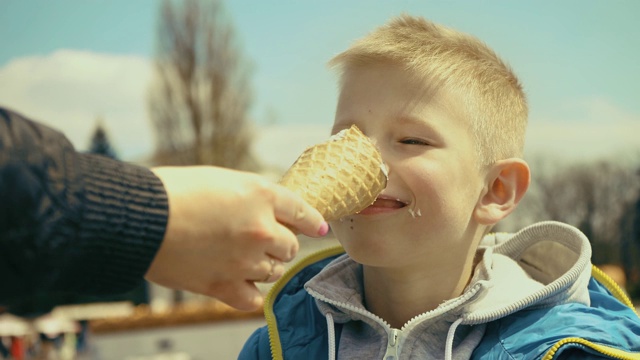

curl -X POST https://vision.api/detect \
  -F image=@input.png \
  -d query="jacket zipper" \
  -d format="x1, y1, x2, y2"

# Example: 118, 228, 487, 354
264, 245, 346, 360
542, 265, 640, 360
305, 286, 398, 359
307, 277, 483, 359
591, 265, 638, 315
542, 337, 640, 360
383, 328, 401, 360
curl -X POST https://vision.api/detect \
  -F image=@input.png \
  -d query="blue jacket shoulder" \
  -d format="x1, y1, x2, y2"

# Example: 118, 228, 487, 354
473, 277, 640, 359
238, 249, 344, 359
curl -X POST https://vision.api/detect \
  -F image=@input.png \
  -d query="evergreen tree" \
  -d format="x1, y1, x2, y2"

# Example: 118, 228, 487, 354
88, 120, 118, 159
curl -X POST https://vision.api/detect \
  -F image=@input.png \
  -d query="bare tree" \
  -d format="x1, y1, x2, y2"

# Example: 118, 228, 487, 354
619, 169, 640, 299
148, 0, 257, 171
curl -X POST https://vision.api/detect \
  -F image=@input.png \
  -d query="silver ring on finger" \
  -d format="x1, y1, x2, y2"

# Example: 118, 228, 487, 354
261, 258, 276, 283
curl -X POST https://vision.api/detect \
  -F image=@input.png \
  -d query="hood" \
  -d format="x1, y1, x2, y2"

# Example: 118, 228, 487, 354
464, 221, 593, 324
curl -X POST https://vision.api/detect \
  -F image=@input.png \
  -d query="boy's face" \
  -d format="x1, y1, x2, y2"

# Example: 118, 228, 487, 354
331, 62, 489, 269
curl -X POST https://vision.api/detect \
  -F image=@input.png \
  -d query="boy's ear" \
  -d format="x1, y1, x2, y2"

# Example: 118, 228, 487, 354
474, 158, 530, 225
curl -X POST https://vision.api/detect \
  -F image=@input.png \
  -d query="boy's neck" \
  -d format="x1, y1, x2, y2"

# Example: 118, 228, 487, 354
362, 250, 481, 329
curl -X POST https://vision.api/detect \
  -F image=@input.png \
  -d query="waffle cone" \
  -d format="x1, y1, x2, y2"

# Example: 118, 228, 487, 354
279, 125, 387, 222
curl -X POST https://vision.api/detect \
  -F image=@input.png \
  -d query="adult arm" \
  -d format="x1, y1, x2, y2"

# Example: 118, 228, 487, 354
0, 107, 328, 311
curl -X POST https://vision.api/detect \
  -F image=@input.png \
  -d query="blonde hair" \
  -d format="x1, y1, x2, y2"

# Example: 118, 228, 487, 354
329, 14, 528, 166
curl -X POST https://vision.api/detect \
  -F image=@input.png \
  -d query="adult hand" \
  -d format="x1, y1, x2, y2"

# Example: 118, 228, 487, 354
146, 166, 328, 311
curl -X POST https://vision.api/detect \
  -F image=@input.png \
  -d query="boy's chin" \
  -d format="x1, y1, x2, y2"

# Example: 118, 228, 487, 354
338, 234, 402, 263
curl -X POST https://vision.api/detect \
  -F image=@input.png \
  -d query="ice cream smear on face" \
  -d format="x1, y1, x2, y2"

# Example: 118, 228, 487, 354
408, 207, 422, 218
278, 125, 388, 222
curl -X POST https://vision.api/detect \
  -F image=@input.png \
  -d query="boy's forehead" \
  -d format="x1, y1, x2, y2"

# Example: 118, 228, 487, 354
339, 62, 453, 102
337, 62, 468, 120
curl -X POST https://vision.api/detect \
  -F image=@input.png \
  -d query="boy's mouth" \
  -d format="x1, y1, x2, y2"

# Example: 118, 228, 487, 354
371, 198, 407, 208
357, 195, 408, 215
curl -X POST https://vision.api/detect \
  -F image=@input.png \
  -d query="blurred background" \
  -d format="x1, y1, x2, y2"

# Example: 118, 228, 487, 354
0, 0, 639, 358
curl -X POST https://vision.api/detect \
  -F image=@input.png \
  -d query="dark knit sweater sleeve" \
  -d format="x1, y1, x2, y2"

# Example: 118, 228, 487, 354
0, 107, 168, 303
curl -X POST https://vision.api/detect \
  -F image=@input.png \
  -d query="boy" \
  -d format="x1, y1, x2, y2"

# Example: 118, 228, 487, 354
240, 15, 640, 359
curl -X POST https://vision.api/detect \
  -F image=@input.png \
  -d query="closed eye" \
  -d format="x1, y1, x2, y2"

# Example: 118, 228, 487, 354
400, 138, 429, 146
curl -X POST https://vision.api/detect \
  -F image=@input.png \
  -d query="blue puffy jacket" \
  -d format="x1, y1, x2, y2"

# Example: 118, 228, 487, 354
240, 245, 640, 359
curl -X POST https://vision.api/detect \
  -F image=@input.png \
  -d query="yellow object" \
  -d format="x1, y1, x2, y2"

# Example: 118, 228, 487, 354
541, 265, 640, 360
265, 245, 346, 360
279, 125, 387, 221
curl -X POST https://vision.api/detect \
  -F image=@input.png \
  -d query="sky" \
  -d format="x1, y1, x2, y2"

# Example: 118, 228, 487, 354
1, 0, 639, 170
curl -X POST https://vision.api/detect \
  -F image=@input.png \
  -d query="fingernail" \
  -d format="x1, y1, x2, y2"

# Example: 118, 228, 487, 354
318, 222, 329, 236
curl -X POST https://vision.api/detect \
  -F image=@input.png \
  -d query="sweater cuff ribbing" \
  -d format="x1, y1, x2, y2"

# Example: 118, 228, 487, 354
73, 153, 168, 294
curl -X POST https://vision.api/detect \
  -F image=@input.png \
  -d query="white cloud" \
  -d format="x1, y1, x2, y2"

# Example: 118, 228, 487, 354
0, 50, 154, 160
0, 49, 333, 168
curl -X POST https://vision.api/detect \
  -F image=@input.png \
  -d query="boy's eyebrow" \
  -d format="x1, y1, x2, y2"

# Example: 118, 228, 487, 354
395, 114, 447, 143
396, 114, 426, 125
332, 115, 441, 132
396, 114, 439, 132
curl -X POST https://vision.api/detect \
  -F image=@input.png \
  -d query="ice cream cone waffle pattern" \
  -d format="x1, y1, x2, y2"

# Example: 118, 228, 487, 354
279, 125, 388, 222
